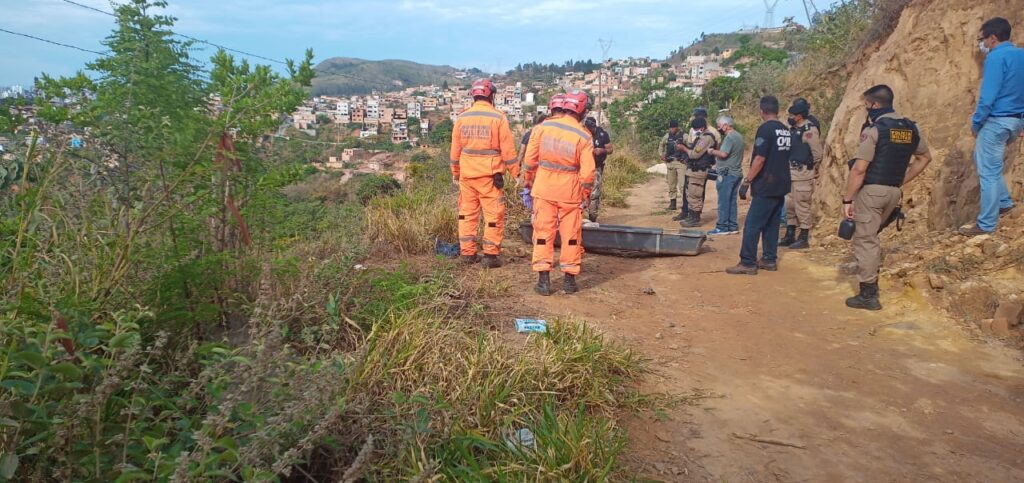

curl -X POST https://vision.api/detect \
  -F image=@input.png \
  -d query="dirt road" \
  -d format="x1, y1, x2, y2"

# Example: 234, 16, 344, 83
504, 178, 1024, 481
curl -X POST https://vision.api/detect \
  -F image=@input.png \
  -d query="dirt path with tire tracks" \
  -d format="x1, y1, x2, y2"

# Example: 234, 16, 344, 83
496, 177, 1024, 481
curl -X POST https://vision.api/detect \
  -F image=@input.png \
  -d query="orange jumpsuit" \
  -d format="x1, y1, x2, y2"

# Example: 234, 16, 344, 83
450, 100, 519, 256
523, 116, 596, 275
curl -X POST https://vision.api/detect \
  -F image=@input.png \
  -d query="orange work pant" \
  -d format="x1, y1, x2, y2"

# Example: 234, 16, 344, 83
531, 197, 584, 275
458, 176, 506, 256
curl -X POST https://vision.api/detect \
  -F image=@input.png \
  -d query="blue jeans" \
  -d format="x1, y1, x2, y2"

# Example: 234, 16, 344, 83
740, 196, 785, 266
975, 117, 1024, 231
715, 173, 741, 231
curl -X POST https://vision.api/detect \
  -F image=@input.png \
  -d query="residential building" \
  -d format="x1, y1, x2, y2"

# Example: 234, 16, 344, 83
366, 98, 380, 120
391, 121, 409, 143
351, 107, 365, 124
407, 101, 421, 119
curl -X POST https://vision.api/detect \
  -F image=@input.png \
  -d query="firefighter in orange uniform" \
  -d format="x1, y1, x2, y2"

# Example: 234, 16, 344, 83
450, 79, 520, 268
523, 90, 596, 295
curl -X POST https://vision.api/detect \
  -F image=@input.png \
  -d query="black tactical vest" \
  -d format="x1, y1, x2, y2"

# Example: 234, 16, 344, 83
789, 123, 814, 169
863, 117, 920, 187
687, 131, 718, 171
666, 131, 685, 160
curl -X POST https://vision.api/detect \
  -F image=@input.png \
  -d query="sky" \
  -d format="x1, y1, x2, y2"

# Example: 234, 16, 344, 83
0, 0, 818, 86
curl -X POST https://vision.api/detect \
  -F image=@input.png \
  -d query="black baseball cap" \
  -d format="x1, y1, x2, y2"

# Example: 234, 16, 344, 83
692, 107, 709, 118
788, 99, 811, 115
584, 116, 597, 128
669, 119, 679, 128
691, 117, 707, 129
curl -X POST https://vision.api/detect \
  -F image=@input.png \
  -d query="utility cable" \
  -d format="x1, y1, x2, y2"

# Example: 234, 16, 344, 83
59, 0, 288, 65
0, 27, 107, 55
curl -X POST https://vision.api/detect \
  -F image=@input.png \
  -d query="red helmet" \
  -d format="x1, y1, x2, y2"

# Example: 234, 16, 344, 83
471, 79, 495, 98
548, 93, 566, 111
562, 90, 590, 115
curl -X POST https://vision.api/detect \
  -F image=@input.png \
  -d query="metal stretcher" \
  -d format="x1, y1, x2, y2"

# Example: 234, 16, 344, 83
517, 222, 707, 257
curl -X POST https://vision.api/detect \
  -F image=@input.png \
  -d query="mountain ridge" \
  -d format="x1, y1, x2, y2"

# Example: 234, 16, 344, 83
311, 57, 474, 96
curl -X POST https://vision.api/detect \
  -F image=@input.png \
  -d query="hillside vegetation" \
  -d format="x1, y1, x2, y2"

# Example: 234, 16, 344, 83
312, 57, 464, 95
0, 1, 654, 481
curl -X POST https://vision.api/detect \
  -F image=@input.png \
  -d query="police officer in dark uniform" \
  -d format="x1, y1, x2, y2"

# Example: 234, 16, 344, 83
843, 85, 932, 310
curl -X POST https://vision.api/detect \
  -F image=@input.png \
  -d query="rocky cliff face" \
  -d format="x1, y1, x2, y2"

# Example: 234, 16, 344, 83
814, 0, 1024, 337
815, 0, 1023, 233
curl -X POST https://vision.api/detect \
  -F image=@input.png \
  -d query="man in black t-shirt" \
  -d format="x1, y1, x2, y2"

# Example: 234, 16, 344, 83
726, 96, 792, 275
584, 116, 614, 222
517, 113, 548, 176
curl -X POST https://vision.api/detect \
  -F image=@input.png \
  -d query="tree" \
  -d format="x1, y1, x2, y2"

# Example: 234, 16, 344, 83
428, 119, 453, 146
3, 1, 321, 480
703, 76, 743, 111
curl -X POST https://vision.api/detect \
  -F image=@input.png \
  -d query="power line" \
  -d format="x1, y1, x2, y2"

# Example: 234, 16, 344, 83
38, 1, 401, 93
0, 26, 107, 55
58, 0, 409, 91
0, 26, 213, 83
59, 0, 288, 65
60, 0, 112, 16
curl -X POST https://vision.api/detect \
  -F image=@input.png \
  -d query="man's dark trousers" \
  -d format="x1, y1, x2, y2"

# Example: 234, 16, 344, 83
740, 196, 786, 266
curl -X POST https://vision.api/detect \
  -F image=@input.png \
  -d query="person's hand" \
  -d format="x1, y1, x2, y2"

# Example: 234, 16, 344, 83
452, 176, 459, 186
843, 202, 854, 220
660, 155, 667, 162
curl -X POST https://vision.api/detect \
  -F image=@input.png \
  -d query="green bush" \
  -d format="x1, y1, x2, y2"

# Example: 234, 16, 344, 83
355, 174, 402, 205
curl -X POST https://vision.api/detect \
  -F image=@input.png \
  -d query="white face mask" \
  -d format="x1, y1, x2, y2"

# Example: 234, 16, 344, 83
979, 40, 991, 54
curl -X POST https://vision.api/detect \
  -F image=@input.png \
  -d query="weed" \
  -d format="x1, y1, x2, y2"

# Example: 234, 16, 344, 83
602, 148, 651, 209
364, 183, 458, 255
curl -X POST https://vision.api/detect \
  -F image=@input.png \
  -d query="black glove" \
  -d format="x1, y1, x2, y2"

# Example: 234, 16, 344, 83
492, 172, 505, 189
739, 181, 749, 200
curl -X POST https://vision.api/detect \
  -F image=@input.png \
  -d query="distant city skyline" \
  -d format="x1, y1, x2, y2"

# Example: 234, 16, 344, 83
1, 0, 813, 86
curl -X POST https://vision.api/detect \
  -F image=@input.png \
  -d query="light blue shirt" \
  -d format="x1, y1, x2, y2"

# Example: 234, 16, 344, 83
972, 41, 1024, 132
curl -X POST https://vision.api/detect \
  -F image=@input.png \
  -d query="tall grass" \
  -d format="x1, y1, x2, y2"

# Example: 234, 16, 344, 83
601, 146, 651, 209
364, 184, 457, 255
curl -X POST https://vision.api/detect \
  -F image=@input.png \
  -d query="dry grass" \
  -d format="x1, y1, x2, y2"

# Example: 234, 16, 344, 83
601, 146, 651, 209
364, 184, 458, 255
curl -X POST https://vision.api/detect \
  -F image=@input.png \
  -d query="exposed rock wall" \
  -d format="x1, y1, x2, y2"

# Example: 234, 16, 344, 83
815, 0, 1024, 233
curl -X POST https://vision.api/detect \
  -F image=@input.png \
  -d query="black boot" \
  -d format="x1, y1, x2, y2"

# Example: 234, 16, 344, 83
461, 254, 480, 265
680, 210, 702, 228
667, 199, 677, 211
535, 272, 551, 296
789, 229, 810, 249
563, 274, 579, 294
481, 254, 501, 268
845, 282, 882, 311
779, 225, 796, 246
672, 207, 688, 221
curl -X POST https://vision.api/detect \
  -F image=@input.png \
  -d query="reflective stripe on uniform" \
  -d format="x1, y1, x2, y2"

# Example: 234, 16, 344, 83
481, 239, 500, 247
503, 158, 518, 165
542, 121, 591, 141
525, 164, 539, 172
460, 111, 502, 120
539, 160, 579, 172
450, 159, 460, 165
459, 236, 476, 241
463, 148, 500, 155
582, 182, 594, 190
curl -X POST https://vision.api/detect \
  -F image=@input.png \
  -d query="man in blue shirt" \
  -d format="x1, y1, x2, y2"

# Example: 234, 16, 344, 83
961, 17, 1024, 236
